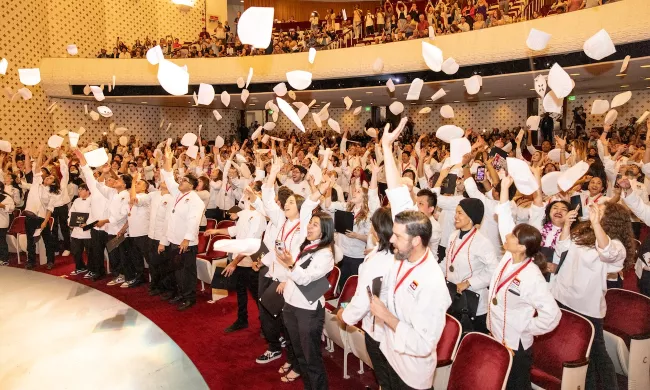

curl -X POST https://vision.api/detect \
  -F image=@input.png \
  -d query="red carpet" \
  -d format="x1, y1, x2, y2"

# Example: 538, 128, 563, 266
9, 254, 377, 390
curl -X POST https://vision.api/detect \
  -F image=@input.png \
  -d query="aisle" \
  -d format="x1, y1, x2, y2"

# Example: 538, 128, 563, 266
8, 254, 377, 390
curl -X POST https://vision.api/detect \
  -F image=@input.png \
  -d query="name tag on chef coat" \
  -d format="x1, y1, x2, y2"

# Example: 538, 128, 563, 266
407, 279, 419, 297
507, 278, 521, 296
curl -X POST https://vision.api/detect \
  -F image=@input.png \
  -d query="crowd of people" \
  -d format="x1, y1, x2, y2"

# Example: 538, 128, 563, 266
1, 104, 647, 389
94, 0, 616, 59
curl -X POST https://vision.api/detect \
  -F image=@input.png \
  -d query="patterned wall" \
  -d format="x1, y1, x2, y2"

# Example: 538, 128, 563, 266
49, 99, 240, 145
406, 99, 529, 134
0, 0, 52, 147
103, 0, 159, 52
272, 107, 372, 133
567, 89, 650, 129
47, 0, 106, 58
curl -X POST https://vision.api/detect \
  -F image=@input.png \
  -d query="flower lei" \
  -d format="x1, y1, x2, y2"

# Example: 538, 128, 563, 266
541, 222, 562, 249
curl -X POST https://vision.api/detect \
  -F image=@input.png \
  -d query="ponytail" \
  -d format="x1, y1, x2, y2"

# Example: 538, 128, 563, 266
531, 252, 548, 274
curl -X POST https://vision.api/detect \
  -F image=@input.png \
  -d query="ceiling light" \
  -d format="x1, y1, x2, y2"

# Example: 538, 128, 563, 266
529, 88, 536, 91
616, 73, 627, 77
621, 85, 629, 88
355, 100, 361, 102
141, 101, 148, 104
394, 78, 400, 82
642, 65, 650, 68
645, 77, 650, 80
250, 104, 256, 106
569, 73, 580, 76
391, 97, 397, 100
116, 99, 122, 102
499, 97, 506, 100
483, 92, 491, 95
453, 100, 460, 103
444, 90, 451, 93
365, 92, 373, 94
588, 91, 597, 93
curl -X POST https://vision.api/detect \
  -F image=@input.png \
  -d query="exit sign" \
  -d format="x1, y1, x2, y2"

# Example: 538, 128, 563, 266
364, 107, 371, 112
568, 96, 576, 101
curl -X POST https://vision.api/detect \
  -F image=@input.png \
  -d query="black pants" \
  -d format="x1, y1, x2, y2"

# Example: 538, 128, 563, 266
148, 239, 176, 294
235, 265, 259, 324
106, 234, 129, 277
558, 303, 618, 390
365, 25, 374, 35
632, 221, 642, 239
437, 245, 446, 264
283, 303, 328, 390
639, 269, 650, 297
606, 274, 623, 289
89, 229, 108, 275
127, 235, 148, 281
52, 204, 71, 251
171, 243, 197, 302
70, 237, 90, 270
0, 227, 8, 261
259, 274, 284, 351
472, 314, 488, 334
338, 255, 364, 292
25, 215, 55, 265
506, 342, 533, 390
364, 331, 421, 389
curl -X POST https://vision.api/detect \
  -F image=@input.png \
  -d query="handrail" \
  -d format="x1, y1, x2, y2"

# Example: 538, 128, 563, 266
522, 0, 546, 20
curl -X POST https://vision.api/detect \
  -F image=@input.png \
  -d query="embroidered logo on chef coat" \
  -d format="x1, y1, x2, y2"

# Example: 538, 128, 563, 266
508, 278, 521, 296
409, 280, 418, 291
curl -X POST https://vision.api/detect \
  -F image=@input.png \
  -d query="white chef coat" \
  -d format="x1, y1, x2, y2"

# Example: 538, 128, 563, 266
0, 194, 16, 229
284, 179, 310, 198
283, 246, 335, 310
128, 193, 150, 238
379, 249, 451, 389
95, 183, 129, 236
259, 186, 320, 281
161, 169, 204, 246
488, 203, 561, 350
80, 165, 109, 232
197, 189, 210, 226
441, 227, 498, 316
24, 171, 55, 218
68, 197, 91, 239
432, 188, 464, 250
227, 208, 267, 267
148, 191, 173, 243
579, 190, 609, 221
463, 177, 504, 256
553, 234, 626, 318
341, 247, 394, 341
51, 159, 71, 208
325, 202, 370, 259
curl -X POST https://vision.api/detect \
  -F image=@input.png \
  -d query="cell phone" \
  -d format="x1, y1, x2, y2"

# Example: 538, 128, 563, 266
476, 166, 485, 182
570, 195, 581, 211
275, 240, 285, 252
366, 285, 373, 299
614, 174, 622, 189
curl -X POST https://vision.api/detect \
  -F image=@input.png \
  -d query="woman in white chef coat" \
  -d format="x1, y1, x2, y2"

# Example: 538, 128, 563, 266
553, 199, 635, 390
0, 181, 16, 266
275, 211, 334, 389
493, 177, 561, 390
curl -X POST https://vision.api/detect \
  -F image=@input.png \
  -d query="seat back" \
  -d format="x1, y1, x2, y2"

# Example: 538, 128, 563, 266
8, 216, 26, 235
438, 314, 462, 365
604, 288, 650, 348
532, 309, 594, 380
324, 266, 341, 300
216, 220, 235, 230
205, 234, 231, 259
12, 209, 21, 219
448, 332, 512, 390
197, 233, 210, 254
206, 218, 217, 230
337, 275, 358, 309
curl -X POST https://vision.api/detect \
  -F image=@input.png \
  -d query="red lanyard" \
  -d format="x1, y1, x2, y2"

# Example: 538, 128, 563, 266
586, 194, 601, 205
448, 228, 477, 266
278, 219, 300, 242
173, 192, 190, 211
394, 249, 429, 294
492, 258, 531, 299
296, 243, 319, 262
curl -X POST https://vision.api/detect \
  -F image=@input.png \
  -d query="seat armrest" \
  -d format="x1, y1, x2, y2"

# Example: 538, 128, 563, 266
560, 358, 589, 390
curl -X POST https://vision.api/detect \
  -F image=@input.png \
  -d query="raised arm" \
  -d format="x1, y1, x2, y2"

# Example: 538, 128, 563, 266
382, 117, 409, 190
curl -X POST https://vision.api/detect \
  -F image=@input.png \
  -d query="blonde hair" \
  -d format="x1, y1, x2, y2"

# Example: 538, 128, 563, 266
347, 187, 369, 225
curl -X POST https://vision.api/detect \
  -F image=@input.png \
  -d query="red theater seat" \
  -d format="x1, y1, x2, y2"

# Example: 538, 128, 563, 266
531, 309, 593, 390
448, 332, 512, 390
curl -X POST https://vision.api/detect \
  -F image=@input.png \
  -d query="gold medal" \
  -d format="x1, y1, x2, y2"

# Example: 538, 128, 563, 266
492, 297, 498, 305
449, 265, 455, 272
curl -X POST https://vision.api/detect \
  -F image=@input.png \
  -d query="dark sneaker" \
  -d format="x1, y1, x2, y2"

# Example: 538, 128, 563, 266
255, 350, 282, 364
46, 263, 54, 270
225, 321, 248, 333
169, 295, 184, 304
70, 269, 88, 276
84, 271, 95, 279
177, 300, 196, 311
160, 291, 175, 301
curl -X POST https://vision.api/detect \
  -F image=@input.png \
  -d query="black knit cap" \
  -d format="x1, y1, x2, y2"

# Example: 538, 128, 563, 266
459, 198, 484, 226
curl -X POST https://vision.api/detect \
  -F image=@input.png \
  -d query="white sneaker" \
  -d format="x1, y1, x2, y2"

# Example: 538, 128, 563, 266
107, 275, 125, 286
61, 250, 70, 256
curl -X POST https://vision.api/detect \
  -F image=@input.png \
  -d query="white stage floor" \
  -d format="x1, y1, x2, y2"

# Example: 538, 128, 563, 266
0, 267, 208, 390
